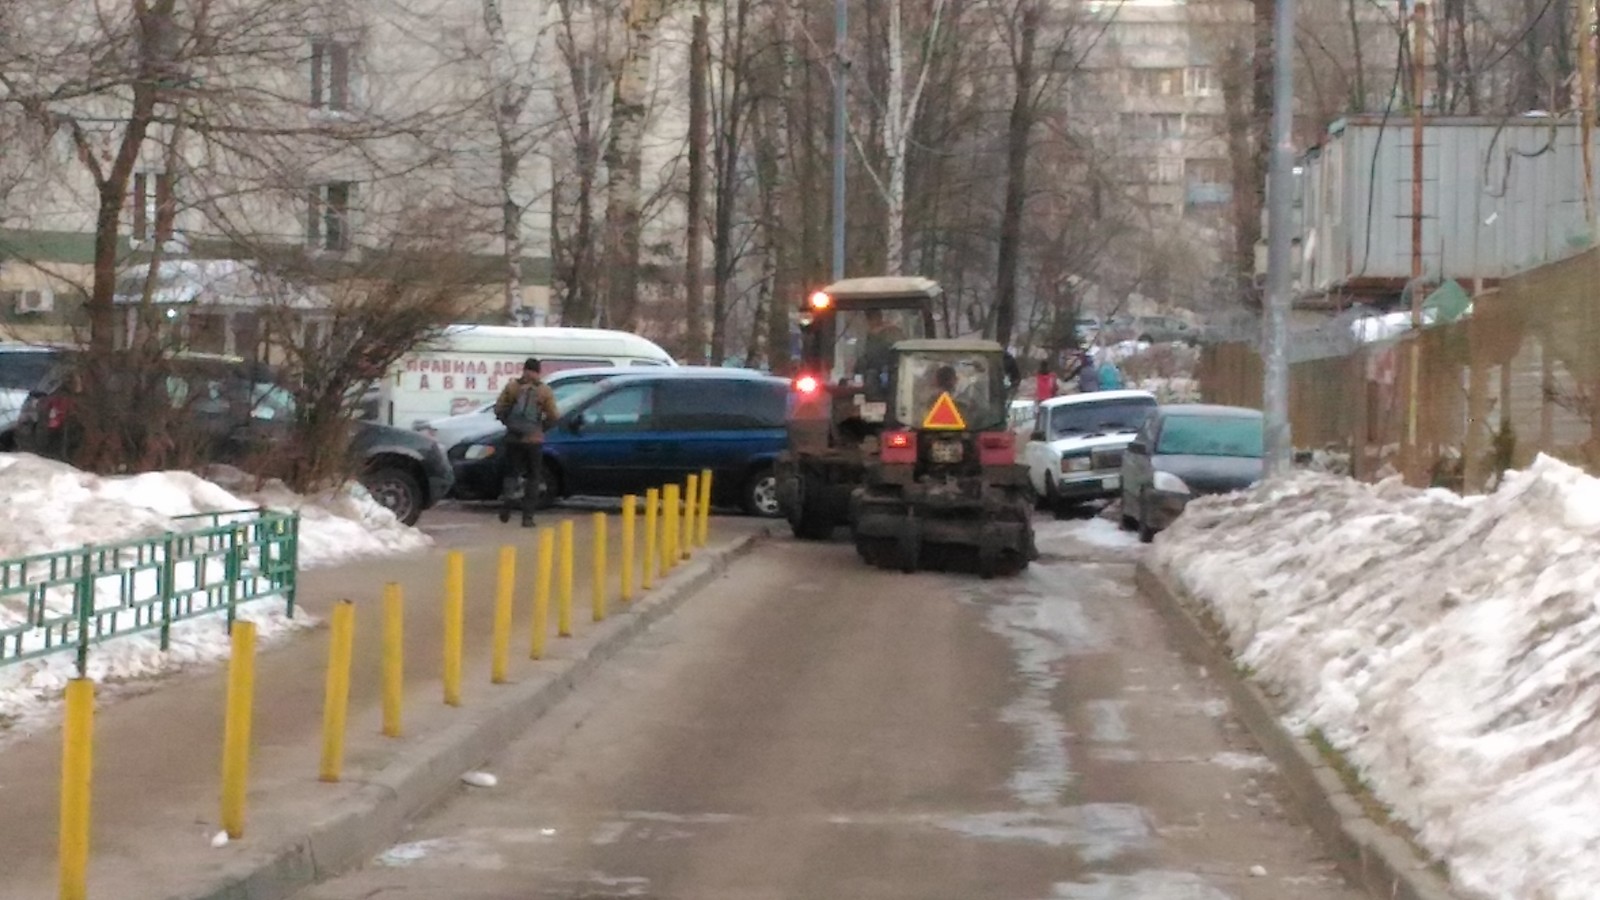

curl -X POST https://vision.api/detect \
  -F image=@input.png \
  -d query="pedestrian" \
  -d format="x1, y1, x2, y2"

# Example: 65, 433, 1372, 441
1034, 360, 1055, 407
493, 357, 560, 527
1098, 358, 1125, 391
1077, 352, 1099, 394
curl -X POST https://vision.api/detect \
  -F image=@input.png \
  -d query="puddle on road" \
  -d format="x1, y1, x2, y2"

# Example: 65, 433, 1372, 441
1045, 869, 1237, 899
940, 804, 1151, 861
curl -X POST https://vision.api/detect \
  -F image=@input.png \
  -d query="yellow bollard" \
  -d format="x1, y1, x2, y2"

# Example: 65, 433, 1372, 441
558, 519, 574, 637
382, 583, 403, 738
58, 678, 93, 900
531, 528, 553, 659
662, 484, 680, 575
682, 475, 698, 562
699, 469, 713, 546
443, 550, 464, 707
319, 601, 356, 782
643, 488, 659, 591
591, 512, 608, 622
220, 620, 257, 840
620, 495, 637, 602
491, 546, 515, 684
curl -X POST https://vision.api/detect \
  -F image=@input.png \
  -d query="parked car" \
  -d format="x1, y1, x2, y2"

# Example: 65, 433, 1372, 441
0, 344, 62, 450
15, 352, 452, 526
448, 369, 789, 517
1130, 315, 1200, 346
1023, 390, 1158, 516
416, 365, 732, 460
1120, 404, 1264, 543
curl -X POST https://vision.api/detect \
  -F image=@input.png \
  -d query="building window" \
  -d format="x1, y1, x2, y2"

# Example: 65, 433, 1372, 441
1185, 67, 1218, 97
131, 172, 175, 243
1129, 68, 1185, 97
1186, 114, 1222, 137
310, 39, 352, 111
307, 182, 354, 251
1185, 158, 1230, 184
1121, 113, 1184, 140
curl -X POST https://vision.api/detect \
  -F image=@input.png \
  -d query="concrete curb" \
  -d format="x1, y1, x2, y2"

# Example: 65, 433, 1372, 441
177, 528, 771, 900
1134, 562, 1463, 900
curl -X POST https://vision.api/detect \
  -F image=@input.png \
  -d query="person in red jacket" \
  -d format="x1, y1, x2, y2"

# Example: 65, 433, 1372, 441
1034, 360, 1056, 407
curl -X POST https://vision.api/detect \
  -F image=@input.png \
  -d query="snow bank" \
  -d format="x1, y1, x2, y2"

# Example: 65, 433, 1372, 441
0, 453, 432, 730
1150, 456, 1600, 900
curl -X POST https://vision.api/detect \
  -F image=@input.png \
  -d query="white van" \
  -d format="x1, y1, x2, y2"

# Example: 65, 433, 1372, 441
379, 325, 675, 427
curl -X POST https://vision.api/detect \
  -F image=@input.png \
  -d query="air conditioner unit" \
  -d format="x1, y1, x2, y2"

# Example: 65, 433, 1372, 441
16, 290, 54, 314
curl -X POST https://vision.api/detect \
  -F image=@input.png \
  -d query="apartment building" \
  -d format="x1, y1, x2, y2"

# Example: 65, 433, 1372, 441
1079, 0, 1236, 229
0, 0, 559, 348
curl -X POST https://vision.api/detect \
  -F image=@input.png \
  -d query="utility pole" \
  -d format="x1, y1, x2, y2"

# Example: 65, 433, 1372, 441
831, 0, 848, 281
1404, 1, 1427, 482
1262, 0, 1297, 477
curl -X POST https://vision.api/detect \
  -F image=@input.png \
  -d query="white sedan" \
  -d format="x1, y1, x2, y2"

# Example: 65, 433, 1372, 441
1023, 389, 1159, 515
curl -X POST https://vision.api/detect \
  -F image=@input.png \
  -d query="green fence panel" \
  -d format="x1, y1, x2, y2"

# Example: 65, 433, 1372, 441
0, 508, 300, 675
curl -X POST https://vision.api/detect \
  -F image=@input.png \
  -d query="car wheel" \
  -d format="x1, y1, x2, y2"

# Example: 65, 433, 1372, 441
363, 466, 425, 527
743, 468, 782, 518
1137, 490, 1155, 544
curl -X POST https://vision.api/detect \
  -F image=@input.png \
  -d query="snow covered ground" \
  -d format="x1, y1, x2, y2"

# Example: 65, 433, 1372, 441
0, 453, 432, 728
1150, 457, 1600, 900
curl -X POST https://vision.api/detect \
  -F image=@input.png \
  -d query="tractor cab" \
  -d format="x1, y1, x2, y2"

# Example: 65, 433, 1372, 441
878, 339, 1016, 472
853, 338, 1035, 578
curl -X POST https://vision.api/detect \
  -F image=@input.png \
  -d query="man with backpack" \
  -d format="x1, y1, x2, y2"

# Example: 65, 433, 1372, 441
493, 358, 561, 526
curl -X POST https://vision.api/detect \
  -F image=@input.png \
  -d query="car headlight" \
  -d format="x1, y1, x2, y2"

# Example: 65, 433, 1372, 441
1152, 471, 1191, 494
1061, 456, 1091, 473
464, 444, 497, 461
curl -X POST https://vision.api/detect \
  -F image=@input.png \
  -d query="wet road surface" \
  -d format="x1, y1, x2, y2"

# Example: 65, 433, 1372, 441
299, 516, 1363, 900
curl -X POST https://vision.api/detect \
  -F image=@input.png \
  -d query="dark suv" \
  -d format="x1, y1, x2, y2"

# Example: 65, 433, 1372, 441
0, 344, 63, 450
449, 369, 789, 516
14, 352, 452, 525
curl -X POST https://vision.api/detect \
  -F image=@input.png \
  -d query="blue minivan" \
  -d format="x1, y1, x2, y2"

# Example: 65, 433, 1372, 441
448, 369, 789, 516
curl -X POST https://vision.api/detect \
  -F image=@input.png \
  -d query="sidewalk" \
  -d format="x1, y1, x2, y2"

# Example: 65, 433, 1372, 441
0, 507, 769, 900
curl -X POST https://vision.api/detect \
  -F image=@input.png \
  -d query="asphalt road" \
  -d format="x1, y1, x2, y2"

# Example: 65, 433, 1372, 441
299, 515, 1364, 900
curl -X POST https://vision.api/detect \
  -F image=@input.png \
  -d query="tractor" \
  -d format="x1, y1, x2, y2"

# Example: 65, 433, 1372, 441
775, 277, 939, 539
850, 338, 1036, 578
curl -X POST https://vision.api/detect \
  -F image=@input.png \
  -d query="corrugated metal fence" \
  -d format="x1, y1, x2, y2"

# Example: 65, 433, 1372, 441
1200, 247, 1600, 491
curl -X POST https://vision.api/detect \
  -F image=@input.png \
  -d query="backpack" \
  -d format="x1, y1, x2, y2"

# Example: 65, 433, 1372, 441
504, 385, 546, 437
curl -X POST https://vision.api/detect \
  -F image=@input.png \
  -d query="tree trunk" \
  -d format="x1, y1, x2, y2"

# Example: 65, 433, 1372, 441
481, 0, 537, 324
1346, 0, 1365, 111
685, 10, 709, 362
881, 0, 946, 277
709, 0, 750, 363
993, 1, 1039, 350
555, 0, 600, 324
1220, 38, 1258, 306
601, 0, 667, 330
763, 0, 798, 375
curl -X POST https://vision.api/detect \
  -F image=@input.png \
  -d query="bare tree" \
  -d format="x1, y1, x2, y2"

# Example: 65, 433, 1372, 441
600, 0, 672, 329
684, 4, 710, 362
479, 0, 549, 323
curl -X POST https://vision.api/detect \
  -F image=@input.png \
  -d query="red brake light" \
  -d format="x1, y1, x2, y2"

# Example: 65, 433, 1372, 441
808, 291, 832, 311
795, 375, 820, 394
882, 430, 917, 464
979, 431, 1016, 466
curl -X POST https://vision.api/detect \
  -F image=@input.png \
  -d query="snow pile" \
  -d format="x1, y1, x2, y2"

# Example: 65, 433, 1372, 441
1150, 456, 1600, 900
0, 453, 431, 729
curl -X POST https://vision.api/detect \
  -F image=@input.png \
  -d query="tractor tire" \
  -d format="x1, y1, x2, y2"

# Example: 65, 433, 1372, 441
896, 520, 921, 574
788, 476, 835, 540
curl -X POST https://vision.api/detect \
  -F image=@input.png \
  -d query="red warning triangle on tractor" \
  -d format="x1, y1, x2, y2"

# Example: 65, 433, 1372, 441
922, 392, 967, 430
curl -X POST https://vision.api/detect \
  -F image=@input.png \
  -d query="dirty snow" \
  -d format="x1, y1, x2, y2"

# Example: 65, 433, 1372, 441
0, 452, 432, 729
1150, 455, 1600, 900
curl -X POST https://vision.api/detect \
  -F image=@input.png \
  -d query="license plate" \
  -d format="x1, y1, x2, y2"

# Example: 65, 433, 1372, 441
860, 401, 886, 423
1102, 476, 1120, 490
931, 441, 964, 463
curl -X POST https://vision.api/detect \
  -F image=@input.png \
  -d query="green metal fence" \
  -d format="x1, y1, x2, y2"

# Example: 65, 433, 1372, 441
0, 509, 299, 675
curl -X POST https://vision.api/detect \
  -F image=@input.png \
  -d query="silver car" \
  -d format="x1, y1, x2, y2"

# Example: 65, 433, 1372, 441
1120, 404, 1263, 543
